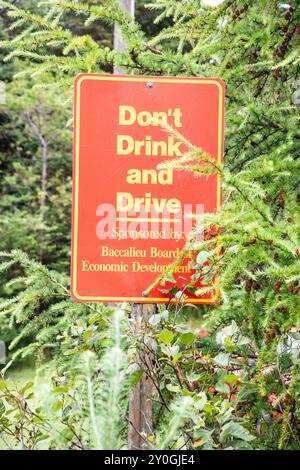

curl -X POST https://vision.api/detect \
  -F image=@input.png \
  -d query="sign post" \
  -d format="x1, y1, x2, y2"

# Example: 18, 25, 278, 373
113, 0, 152, 449
114, 0, 135, 75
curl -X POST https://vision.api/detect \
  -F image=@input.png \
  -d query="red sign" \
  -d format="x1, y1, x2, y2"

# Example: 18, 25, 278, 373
71, 74, 224, 303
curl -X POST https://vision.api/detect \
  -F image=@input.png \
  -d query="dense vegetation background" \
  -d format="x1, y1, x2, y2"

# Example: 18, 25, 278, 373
0, 0, 299, 450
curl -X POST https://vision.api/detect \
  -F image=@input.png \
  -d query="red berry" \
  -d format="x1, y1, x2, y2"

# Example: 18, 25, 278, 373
245, 278, 253, 293
273, 280, 282, 293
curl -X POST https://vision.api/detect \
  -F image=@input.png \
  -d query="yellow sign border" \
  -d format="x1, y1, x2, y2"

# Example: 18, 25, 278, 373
72, 75, 224, 304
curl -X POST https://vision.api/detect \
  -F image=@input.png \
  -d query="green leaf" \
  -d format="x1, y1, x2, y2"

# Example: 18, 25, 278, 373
214, 352, 230, 367
36, 433, 50, 443
61, 428, 75, 440
216, 381, 230, 395
166, 384, 180, 393
52, 386, 69, 394
225, 374, 239, 384
194, 392, 207, 410
168, 345, 179, 357
229, 440, 253, 450
202, 272, 214, 282
188, 372, 202, 382
0, 380, 6, 389
83, 329, 92, 342
164, 272, 176, 283
149, 310, 169, 326
179, 332, 195, 345
0, 399, 5, 416
224, 338, 234, 346
88, 313, 102, 325
224, 344, 237, 353
160, 310, 169, 321
158, 329, 174, 344
175, 324, 191, 333
130, 369, 144, 386
288, 332, 300, 341
260, 422, 268, 434
25, 392, 34, 400
19, 381, 33, 395
203, 403, 215, 414
216, 321, 239, 345
193, 429, 213, 447
149, 313, 162, 326
196, 251, 209, 266
221, 422, 255, 442
175, 290, 186, 302
51, 399, 63, 413
236, 335, 250, 346
236, 384, 256, 402
172, 352, 183, 365
222, 321, 239, 337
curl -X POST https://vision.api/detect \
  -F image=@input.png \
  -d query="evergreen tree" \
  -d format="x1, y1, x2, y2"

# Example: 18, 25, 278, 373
0, 0, 299, 450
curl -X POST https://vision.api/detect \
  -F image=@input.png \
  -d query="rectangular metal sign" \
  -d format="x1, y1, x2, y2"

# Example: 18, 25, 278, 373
71, 74, 224, 303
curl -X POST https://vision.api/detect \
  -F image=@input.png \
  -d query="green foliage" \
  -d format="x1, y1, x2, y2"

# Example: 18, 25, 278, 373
136, 314, 259, 449
0, 249, 103, 361
0, 307, 130, 449
0, 80, 72, 266
79, 309, 130, 450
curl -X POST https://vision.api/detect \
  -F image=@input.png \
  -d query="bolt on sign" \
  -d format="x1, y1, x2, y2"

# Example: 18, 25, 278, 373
71, 74, 224, 303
